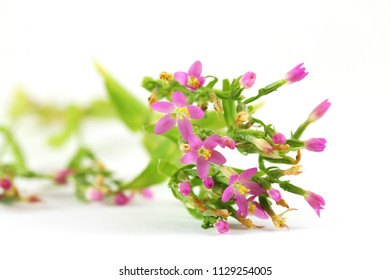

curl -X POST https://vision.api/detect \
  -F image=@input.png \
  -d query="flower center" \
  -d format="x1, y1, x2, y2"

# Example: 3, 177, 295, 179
187, 76, 200, 89
238, 185, 250, 195
248, 202, 256, 214
198, 147, 211, 160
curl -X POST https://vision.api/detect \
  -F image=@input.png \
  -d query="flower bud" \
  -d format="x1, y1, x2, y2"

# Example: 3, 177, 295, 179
178, 182, 191, 196
202, 177, 214, 189
272, 132, 286, 144
86, 188, 104, 202
214, 219, 229, 234
308, 99, 331, 123
268, 188, 282, 202
54, 169, 73, 185
114, 193, 129, 206
253, 138, 274, 154
304, 191, 325, 217
0, 178, 12, 190
240, 71, 256, 88
304, 138, 326, 152
285, 63, 308, 84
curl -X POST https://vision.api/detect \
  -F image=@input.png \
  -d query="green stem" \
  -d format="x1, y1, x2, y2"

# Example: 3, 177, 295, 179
0, 126, 27, 172
292, 120, 310, 139
243, 80, 287, 104
221, 79, 236, 131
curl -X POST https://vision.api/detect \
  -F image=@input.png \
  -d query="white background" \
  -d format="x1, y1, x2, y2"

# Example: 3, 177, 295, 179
1, 0, 390, 279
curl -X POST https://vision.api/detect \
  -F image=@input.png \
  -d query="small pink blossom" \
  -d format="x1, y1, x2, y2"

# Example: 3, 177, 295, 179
152, 91, 204, 140
247, 196, 269, 219
216, 136, 236, 149
285, 63, 308, 84
272, 132, 286, 145
181, 134, 226, 179
178, 182, 191, 196
305, 138, 326, 152
221, 168, 266, 217
174, 60, 205, 91
54, 169, 74, 185
268, 188, 282, 202
141, 188, 154, 200
308, 99, 331, 122
203, 177, 214, 189
114, 193, 129, 206
305, 191, 325, 217
241, 71, 256, 88
214, 219, 229, 234
0, 178, 12, 190
86, 188, 104, 202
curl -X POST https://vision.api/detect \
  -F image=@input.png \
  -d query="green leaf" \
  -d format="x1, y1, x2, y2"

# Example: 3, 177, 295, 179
143, 124, 180, 144
48, 105, 82, 147
95, 62, 148, 132
0, 126, 27, 172
157, 159, 179, 177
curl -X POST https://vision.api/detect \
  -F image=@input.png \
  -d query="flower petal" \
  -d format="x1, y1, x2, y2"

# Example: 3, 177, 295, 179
208, 150, 226, 165
188, 134, 202, 150
151, 101, 175, 113
196, 157, 209, 179
198, 76, 205, 87
252, 202, 269, 219
203, 134, 220, 150
174, 72, 188, 86
186, 105, 204, 119
188, 60, 202, 77
177, 118, 193, 141
154, 114, 176, 134
235, 193, 248, 217
239, 167, 258, 182
172, 91, 187, 107
222, 185, 234, 202
180, 151, 198, 164
228, 174, 239, 185
243, 181, 264, 196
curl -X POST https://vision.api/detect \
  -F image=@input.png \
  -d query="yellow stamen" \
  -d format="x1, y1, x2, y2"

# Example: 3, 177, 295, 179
159, 71, 173, 81
238, 185, 250, 195
198, 147, 211, 160
248, 203, 256, 214
177, 107, 190, 120
188, 76, 200, 88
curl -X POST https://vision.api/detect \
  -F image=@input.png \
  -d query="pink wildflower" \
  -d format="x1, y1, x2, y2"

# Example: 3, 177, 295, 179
305, 138, 326, 152
152, 91, 204, 140
174, 60, 205, 91
308, 99, 331, 123
114, 193, 129, 206
181, 134, 226, 179
272, 132, 286, 145
241, 71, 256, 88
178, 182, 191, 196
86, 188, 104, 202
221, 168, 265, 217
214, 219, 229, 234
285, 63, 308, 84
305, 191, 325, 217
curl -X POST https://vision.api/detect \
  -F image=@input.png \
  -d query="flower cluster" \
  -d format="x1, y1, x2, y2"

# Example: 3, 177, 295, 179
148, 60, 330, 233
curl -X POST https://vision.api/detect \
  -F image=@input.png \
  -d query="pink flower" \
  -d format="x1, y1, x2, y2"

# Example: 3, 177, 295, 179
285, 63, 308, 84
247, 196, 269, 219
305, 191, 325, 217
272, 132, 286, 144
268, 188, 282, 202
54, 169, 74, 185
140, 188, 154, 200
221, 168, 265, 217
174, 60, 205, 91
241, 71, 256, 88
86, 188, 104, 202
308, 99, 331, 122
203, 177, 214, 189
0, 178, 12, 190
216, 136, 236, 149
114, 193, 129, 206
305, 138, 326, 152
214, 219, 229, 234
178, 182, 191, 196
152, 91, 204, 140
181, 134, 226, 179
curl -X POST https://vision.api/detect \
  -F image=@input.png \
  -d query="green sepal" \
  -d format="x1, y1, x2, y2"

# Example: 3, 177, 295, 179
279, 181, 306, 196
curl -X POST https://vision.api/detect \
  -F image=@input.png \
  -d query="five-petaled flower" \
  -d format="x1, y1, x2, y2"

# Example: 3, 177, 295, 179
152, 91, 204, 140
174, 60, 205, 91
181, 134, 226, 179
221, 168, 265, 217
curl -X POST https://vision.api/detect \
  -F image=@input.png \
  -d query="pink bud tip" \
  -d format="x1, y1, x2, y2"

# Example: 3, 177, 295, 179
241, 71, 256, 88
304, 138, 326, 152
141, 188, 154, 200
178, 182, 191, 196
86, 188, 104, 202
54, 169, 74, 185
268, 188, 282, 202
214, 219, 229, 234
272, 132, 286, 144
308, 99, 331, 122
203, 177, 214, 189
305, 191, 325, 217
114, 193, 129, 206
0, 178, 12, 190
285, 63, 308, 84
